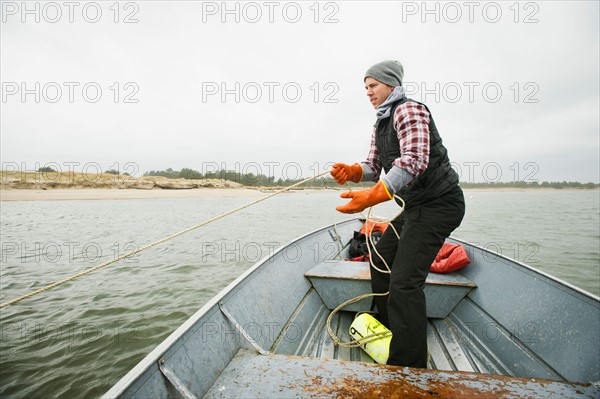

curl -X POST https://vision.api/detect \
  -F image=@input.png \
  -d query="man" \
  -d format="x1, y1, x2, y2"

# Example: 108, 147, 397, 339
331, 60, 465, 368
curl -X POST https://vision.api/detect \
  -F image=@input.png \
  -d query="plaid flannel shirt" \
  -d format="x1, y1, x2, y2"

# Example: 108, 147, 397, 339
363, 101, 431, 181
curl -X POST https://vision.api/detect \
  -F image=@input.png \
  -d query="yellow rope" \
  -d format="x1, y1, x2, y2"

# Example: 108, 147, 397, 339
0, 172, 330, 309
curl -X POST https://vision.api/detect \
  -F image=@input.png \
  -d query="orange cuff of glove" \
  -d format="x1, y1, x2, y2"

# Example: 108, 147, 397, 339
335, 180, 393, 214
331, 163, 363, 185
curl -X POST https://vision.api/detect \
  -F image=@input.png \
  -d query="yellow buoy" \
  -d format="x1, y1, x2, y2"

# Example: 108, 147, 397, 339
349, 313, 392, 364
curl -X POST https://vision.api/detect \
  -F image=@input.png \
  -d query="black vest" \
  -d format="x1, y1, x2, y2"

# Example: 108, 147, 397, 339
374, 98, 459, 208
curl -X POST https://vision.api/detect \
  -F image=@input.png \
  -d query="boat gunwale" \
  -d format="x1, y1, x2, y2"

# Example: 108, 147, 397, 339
449, 236, 600, 302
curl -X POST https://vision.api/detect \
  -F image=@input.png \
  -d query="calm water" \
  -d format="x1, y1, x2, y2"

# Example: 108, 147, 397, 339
0, 189, 599, 398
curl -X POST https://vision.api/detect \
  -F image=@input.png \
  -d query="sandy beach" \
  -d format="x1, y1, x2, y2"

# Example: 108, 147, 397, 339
0, 188, 267, 201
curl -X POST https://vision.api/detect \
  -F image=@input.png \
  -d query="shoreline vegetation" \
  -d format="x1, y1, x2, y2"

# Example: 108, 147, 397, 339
1, 169, 598, 201
1, 168, 598, 190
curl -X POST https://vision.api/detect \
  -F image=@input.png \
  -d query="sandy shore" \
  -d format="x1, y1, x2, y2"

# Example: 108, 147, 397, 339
0, 188, 267, 201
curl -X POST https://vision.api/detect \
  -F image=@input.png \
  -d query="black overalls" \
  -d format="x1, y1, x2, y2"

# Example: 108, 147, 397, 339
370, 98, 465, 368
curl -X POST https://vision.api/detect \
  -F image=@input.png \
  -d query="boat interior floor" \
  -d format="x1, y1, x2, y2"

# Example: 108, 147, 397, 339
277, 309, 504, 374
203, 348, 597, 399
202, 307, 598, 398
268, 307, 520, 375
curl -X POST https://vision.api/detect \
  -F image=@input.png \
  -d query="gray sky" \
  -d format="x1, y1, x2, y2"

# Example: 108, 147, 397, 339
1, 1, 599, 183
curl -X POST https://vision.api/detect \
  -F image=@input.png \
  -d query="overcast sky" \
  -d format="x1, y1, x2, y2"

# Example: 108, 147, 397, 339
1, 1, 599, 183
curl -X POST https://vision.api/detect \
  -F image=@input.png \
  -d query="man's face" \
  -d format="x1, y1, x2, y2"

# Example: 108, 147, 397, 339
365, 77, 394, 109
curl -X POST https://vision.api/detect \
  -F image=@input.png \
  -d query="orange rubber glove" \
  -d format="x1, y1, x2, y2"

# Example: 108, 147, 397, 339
336, 180, 393, 214
331, 163, 363, 185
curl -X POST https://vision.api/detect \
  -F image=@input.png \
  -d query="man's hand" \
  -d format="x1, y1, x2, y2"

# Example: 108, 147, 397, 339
331, 163, 363, 185
336, 180, 392, 214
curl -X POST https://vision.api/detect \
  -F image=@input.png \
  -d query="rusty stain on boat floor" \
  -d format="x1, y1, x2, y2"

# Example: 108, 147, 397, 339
202, 350, 599, 398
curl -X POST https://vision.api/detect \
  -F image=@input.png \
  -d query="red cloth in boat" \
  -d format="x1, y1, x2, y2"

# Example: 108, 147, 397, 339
359, 219, 389, 235
430, 243, 470, 273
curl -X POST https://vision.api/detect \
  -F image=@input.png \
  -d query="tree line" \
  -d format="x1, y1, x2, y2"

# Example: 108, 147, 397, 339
143, 168, 331, 187
142, 168, 599, 189
459, 181, 599, 189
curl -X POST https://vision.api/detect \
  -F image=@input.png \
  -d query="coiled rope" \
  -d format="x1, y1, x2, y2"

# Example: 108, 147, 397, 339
325, 190, 405, 348
0, 172, 331, 309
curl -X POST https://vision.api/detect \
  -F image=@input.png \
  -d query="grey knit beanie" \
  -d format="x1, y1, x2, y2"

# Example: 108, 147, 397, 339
364, 60, 404, 87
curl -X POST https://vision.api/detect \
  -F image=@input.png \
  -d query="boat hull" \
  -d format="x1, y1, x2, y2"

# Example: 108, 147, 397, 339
102, 219, 600, 398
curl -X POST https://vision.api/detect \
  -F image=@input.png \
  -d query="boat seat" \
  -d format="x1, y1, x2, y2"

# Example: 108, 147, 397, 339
305, 261, 476, 318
